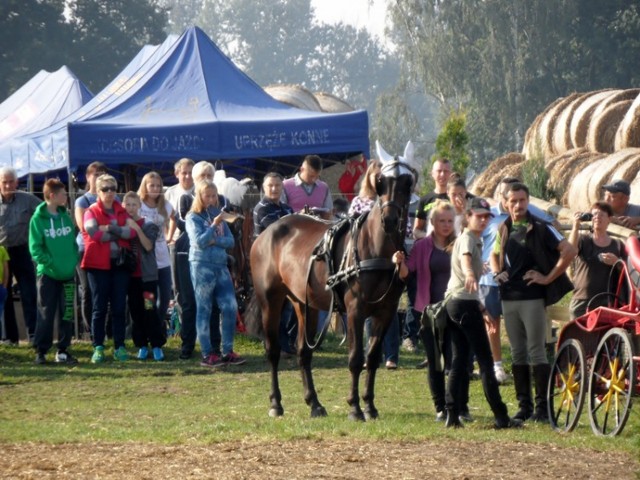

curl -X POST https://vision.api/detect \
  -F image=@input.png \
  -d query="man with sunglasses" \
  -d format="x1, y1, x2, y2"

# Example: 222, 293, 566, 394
0, 166, 42, 345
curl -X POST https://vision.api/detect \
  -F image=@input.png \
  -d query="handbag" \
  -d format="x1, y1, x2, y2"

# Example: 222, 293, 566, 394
113, 246, 137, 272
419, 296, 451, 372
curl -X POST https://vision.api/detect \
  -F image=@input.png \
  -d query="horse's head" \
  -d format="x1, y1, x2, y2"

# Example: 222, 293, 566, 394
375, 140, 419, 237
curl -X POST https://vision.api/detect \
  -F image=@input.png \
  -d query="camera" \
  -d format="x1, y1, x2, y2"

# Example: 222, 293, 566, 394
579, 212, 593, 221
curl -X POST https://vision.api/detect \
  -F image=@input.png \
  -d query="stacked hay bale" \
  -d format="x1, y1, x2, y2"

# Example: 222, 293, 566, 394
468, 152, 525, 199
615, 92, 640, 149
313, 92, 354, 113
264, 84, 323, 111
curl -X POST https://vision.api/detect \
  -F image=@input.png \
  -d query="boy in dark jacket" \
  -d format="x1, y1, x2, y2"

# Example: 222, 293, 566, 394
29, 179, 80, 364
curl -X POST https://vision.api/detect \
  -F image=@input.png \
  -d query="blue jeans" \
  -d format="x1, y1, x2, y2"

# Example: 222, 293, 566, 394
87, 268, 130, 348
3, 244, 39, 342
402, 273, 420, 342
190, 262, 237, 357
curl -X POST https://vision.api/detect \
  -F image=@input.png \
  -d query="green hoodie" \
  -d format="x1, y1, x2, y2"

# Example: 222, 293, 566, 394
29, 202, 79, 281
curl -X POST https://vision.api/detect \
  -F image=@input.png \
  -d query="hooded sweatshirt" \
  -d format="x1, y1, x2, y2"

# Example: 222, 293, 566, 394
29, 202, 79, 281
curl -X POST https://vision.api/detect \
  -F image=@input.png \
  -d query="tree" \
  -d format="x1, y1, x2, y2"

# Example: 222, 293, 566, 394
433, 110, 469, 177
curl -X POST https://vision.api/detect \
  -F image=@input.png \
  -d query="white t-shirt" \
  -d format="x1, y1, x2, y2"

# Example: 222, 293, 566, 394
139, 201, 174, 269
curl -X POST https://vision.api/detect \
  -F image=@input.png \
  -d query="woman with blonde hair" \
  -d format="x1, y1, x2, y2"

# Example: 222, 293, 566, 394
137, 172, 174, 339
186, 180, 245, 367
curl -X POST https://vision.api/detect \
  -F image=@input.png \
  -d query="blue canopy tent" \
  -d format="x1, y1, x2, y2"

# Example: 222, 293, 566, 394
0, 66, 93, 145
1, 37, 179, 178
67, 26, 369, 178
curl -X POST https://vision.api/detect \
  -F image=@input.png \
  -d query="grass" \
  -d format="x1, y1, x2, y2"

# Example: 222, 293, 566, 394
0, 332, 639, 460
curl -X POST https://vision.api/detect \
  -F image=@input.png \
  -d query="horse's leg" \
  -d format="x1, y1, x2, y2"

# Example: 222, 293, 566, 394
346, 316, 365, 421
261, 291, 284, 417
362, 315, 388, 420
292, 302, 327, 418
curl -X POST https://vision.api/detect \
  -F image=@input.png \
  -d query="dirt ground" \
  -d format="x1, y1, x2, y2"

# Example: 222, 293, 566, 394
1, 439, 637, 479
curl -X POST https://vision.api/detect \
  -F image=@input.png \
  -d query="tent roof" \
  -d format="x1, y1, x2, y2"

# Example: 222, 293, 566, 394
0, 66, 93, 144
2, 37, 179, 177
67, 26, 369, 175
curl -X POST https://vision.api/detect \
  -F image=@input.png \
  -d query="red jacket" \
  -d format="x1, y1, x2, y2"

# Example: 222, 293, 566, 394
81, 200, 132, 270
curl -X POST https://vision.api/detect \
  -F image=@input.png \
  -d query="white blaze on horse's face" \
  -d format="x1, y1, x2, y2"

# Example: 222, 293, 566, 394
375, 140, 418, 183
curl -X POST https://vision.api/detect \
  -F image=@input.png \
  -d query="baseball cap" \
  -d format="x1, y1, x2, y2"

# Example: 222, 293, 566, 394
602, 179, 630, 196
468, 197, 494, 216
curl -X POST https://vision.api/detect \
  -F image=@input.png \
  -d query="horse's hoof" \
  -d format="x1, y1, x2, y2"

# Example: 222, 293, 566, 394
310, 406, 328, 418
268, 407, 284, 418
348, 411, 366, 422
364, 409, 379, 421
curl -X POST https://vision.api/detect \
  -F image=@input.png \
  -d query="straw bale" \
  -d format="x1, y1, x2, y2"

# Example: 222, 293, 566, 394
607, 148, 640, 183
614, 90, 640, 149
586, 99, 633, 153
522, 97, 565, 160
313, 92, 354, 113
551, 93, 591, 153
536, 93, 581, 158
586, 149, 639, 203
264, 84, 323, 111
546, 148, 588, 190
468, 152, 524, 197
629, 174, 640, 205
556, 151, 607, 206
569, 89, 616, 148
567, 159, 607, 211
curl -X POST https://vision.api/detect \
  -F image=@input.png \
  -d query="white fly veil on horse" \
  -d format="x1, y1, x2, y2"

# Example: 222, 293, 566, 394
375, 140, 420, 181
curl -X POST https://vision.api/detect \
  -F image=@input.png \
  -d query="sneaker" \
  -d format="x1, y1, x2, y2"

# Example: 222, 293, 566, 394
494, 365, 511, 384
152, 347, 165, 361
137, 347, 149, 360
91, 346, 105, 364
113, 346, 129, 361
222, 351, 246, 366
401, 337, 417, 353
55, 351, 78, 364
200, 353, 224, 367
385, 360, 398, 370
435, 410, 446, 422
35, 352, 46, 365
459, 410, 474, 423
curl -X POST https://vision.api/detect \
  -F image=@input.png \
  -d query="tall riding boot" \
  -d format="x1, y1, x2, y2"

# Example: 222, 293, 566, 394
530, 364, 551, 423
511, 364, 533, 422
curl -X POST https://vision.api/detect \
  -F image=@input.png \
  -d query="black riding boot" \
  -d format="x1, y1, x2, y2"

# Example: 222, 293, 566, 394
511, 364, 533, 422
530, 364, 551, 423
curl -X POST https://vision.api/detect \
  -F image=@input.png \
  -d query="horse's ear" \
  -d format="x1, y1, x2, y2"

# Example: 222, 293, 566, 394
375, 140, 394, 165
401, 141, 419, 171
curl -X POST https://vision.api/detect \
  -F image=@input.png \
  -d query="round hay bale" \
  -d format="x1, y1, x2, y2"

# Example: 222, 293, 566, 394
264, 84, 323, 111
468, 152, 524, 197
586, 99, 633, 153
586, 149, 640, 202
522, 97, 566, 160
569, 89, 616, 148
614, 91, 640, 149
629, 174, 640, 205
313, 92, 354, 113
536, 93, 580, 158
567, 160, 607, 211
556, 151, 607, 206
607, 148, 640, 183
551, 92, 591, 153
546, 147, 588, 191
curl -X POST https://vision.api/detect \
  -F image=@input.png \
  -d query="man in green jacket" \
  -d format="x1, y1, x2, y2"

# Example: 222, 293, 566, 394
29, 179, 80, 364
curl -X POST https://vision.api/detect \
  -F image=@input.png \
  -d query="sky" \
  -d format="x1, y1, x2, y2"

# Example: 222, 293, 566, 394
311, 0, 389, 41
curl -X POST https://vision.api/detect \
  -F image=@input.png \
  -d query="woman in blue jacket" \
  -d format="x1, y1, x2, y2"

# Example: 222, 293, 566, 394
186, 180, 245, 367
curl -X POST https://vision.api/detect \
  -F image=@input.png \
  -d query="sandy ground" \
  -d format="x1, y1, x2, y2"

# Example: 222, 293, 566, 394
1, 439, 638, 479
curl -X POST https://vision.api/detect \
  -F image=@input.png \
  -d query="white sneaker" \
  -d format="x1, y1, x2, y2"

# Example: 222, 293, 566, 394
401, 338, 417, 353
494, 366, 510, 384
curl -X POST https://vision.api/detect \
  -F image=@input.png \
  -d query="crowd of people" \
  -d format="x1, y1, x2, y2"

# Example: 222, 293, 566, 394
0, 150, 635, 428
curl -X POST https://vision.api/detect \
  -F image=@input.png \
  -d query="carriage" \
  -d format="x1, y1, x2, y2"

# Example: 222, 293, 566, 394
547, 235, 640, 436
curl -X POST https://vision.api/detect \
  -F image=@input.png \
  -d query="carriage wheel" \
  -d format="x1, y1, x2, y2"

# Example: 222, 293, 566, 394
587, 328, 635, 436
547, 339, 587, 433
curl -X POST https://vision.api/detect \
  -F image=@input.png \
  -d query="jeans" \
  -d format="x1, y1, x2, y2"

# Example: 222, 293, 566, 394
156, 266, 172, 335
446, 298, 507, 419
2, 244, 39, 343
76, 263, 92, 333
87, 268, 130, 349
33, 275, 74, 354
402, 273, 420, 342
190, 262, 237, 357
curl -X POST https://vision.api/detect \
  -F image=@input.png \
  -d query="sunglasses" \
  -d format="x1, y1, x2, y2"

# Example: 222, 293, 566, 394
100, 186, 117, 192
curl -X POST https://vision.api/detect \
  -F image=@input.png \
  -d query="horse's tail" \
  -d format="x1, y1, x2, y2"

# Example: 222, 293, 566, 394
242, 291, 264, 340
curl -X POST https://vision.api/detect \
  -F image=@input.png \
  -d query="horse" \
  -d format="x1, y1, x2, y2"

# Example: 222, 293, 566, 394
249, 141, 418, 420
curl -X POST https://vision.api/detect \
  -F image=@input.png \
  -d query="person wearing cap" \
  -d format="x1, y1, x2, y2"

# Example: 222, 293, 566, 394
394, 197, 521, 429
601, 179, 640, 229
490, 182, 576, 425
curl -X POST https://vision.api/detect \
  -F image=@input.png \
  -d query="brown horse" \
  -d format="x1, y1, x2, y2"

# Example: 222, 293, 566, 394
249, 141, 418, 420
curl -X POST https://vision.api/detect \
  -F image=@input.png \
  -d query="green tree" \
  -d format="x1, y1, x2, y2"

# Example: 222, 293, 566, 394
433, 110, 469, 176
